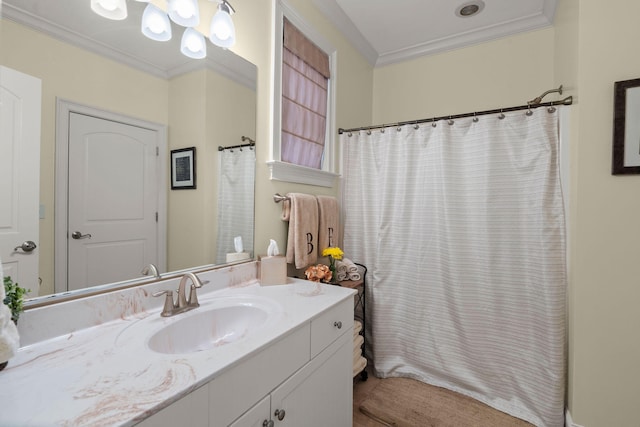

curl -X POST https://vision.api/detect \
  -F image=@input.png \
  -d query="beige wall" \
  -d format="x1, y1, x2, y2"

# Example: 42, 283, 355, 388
229, 0, 374, 260
167, 68, 257, 271
564, 0, 640, 425
1, 19, 169, 296
372, 28, 556, 123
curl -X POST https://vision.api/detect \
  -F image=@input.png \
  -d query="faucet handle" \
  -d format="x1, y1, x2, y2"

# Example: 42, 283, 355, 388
152, 290, 175, 317
188, 284, 200, 308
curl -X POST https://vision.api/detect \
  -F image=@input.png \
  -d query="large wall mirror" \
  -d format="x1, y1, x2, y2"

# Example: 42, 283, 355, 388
1, 0, 256, 305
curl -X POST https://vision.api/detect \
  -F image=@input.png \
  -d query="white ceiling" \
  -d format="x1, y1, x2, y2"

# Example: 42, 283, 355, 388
313, 0, 558, 66
2, 0, 558, 74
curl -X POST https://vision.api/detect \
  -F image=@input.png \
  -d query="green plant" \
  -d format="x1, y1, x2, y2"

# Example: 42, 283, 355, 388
3, 276, 29, 323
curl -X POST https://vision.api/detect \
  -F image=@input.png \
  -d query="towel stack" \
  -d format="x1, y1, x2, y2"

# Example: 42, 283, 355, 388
353, 320, 367, 377
337, 257, 360, 282
0, 260, 20, 367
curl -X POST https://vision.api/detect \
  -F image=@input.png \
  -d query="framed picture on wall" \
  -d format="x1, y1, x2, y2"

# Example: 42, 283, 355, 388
171, 147, 197, 189
612, 78, 640, 175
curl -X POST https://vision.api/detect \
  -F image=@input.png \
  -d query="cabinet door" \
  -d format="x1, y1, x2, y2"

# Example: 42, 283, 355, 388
228, 395, 271, 427
270, 330, 352, 427
136, 385, 208, 427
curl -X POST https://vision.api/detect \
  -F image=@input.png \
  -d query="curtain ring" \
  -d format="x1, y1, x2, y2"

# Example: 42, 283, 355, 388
397, 127, 402, 132
380, 128, 385, 133
348, 132, 353, 137
366, 130, 371, 135
548, 106, 556, 113
414, 124, 419, 130
526, 105, 533, 116
472, 112, 479, 123
432, 118, 437, 128
448, 116, 454, 126
498, 109, 505, 120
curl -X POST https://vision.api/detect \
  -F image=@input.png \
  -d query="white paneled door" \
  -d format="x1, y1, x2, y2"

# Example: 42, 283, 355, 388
0, 67, 41, 296
67, 112, 160, 291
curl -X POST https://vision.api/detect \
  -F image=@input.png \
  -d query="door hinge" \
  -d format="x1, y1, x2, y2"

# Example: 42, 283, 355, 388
156, 146, 159, 156
155, 212, 158, 222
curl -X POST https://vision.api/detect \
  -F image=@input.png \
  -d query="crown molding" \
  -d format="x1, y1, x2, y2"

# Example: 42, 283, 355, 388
376, 10, 555, 67
313, 0, 558, 68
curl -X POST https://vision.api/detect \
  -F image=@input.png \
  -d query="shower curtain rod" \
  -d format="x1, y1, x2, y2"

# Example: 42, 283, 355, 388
218, 136, 255, 151
338, 86, 572, 135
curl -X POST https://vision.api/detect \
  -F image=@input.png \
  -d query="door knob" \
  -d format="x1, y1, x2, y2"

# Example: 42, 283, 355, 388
72, 231, 92, 240
262, 420, 274, 427
14, 241, 37, 252
274, 409, 286, 421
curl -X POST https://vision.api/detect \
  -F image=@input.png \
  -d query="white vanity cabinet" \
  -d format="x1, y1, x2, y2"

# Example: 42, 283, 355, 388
225, 299, 354, 427
136, 385, 209, 427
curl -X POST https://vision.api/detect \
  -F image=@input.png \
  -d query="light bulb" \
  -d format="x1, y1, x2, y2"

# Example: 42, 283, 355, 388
181, 28, 207, 59
91, 0, 127, 20
209, 3, 235, 48
168, 0, 200, 27
142, 3, 172, 42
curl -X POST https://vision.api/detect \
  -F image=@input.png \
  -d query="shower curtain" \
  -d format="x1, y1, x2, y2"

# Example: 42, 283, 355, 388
215, 147, 255, 264
342, 109, 566, 427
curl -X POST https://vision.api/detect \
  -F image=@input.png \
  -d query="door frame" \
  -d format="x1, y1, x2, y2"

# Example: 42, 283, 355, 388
54, 99, 167, 294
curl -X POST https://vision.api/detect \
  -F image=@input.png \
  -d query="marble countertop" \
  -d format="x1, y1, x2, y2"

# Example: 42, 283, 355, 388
0, 275, 354, 426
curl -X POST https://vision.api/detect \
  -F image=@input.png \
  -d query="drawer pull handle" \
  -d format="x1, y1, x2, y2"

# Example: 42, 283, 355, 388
334, 321, 342, 329
274, 409, 286, 421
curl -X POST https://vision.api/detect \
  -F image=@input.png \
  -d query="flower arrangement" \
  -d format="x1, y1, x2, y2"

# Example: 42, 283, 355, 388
304, 264, 333, 283
322, 246, 344, 280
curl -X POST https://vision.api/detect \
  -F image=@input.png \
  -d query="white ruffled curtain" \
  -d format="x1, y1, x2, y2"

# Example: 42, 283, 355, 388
342, 109, 567, 427
215, 148, 255, 264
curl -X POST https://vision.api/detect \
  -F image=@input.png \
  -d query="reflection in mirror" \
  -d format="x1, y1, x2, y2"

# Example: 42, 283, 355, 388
0, 0, 257, 305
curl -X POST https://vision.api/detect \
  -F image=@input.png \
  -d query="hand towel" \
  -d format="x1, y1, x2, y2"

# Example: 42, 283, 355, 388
353, 356, 367, 377
282, 193, 319, 269
342, 257, 361, 281
353, 320, 363, 337
334, 260, 348, 281
316, 196, 340, 256
0, 259, 20, 364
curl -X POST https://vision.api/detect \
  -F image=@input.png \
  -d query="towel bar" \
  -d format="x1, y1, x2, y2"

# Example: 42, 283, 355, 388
273, 193, 290, 203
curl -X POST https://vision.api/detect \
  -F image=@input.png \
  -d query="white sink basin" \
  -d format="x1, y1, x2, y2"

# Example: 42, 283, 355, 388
147, 297, 281, 354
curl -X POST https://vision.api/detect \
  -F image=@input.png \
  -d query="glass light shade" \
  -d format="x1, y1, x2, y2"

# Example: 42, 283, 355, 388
142, 3, 172, 42
209, 4, 235, 48
168, 0, 200, 27
181, 28, 207, 59
91, 0, 127, 20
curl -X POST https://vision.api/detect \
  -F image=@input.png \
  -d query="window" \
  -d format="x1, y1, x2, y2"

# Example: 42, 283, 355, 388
269, 1, 338, 187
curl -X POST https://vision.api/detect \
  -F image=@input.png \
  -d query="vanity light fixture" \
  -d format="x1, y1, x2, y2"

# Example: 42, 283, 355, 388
168, 0, 200, 28
209, 0, 236, 48
181, 27, 207, 59
142, 3, 172, 42
91, 0, 237, 57
91, 0, 128, 20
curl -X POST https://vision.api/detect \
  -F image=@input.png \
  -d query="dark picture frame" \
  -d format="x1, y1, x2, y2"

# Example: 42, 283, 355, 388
612, 78, 640, 175
171, 147, 197, 189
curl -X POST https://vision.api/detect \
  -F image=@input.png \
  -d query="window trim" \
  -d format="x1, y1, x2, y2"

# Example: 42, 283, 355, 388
270, 0, 339, 187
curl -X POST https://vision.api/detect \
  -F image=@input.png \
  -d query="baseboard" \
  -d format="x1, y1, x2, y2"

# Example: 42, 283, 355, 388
566, 408, 585, 427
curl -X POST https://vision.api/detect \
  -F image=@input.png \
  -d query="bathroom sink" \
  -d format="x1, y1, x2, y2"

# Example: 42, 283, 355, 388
147, 300, 279, 354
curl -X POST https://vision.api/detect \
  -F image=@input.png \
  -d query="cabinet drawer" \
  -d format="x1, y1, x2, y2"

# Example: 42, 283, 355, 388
310, 298, 353, 358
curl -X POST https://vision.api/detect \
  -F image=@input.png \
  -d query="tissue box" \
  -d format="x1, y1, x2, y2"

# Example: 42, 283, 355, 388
259, 255, 287, 286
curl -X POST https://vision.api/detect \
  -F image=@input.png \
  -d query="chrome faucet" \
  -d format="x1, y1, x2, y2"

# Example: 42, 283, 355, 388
152, 272, 204, 317
141, 263, 161, 279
